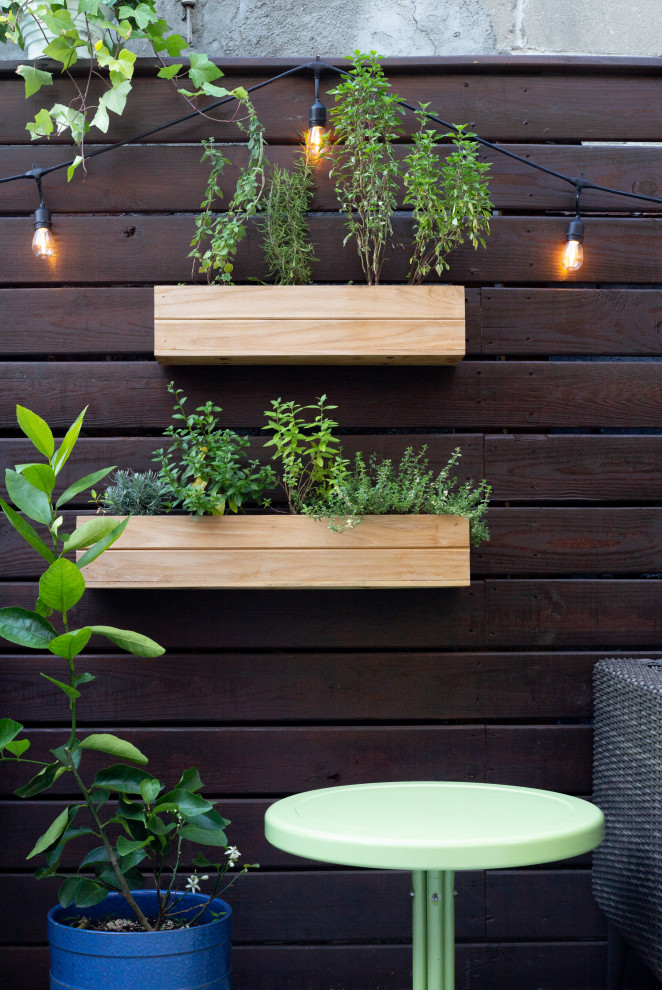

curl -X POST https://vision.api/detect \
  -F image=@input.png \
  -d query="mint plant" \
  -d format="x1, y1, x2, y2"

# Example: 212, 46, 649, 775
262, 394, 348, 513
154, 382, 275, 516
0, 403, 253, 930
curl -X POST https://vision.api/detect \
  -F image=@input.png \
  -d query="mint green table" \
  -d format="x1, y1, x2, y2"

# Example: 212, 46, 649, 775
265, 781, 604, 990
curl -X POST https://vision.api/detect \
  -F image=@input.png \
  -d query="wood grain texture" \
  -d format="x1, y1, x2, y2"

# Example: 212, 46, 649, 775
0, 581, 486, 649
485, 435, 662, 502
4, 144, 662, 213
5, 216, 662, 285
2, 650, 618, 723
1, 361, 660, 429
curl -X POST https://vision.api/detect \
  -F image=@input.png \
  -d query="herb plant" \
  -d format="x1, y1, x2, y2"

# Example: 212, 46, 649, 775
328, 50, 403, 285
0, 403, 252, 930
303, 445, 491, 545
154, 382, 275, 516
259, 158, 316, 285
92, 469, 173, 516
190, 96, 268, 284
262, 394, 348, 513
403, 112, 491, 284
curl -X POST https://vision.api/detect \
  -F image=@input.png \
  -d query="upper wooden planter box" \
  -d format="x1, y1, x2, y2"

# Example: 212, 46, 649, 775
78, 514, 470, 589
153, 284, 465, 365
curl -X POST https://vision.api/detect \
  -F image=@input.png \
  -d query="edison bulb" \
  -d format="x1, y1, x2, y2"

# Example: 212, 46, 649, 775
562, 237, 583, 272
304, 125, 327, 165
32, 225, 55, 259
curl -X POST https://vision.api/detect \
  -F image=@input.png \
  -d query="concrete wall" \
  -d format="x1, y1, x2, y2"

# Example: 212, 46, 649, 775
1, 0, 661, 60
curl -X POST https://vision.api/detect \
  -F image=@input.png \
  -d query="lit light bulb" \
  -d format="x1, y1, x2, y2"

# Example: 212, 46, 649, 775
562, 216, 584, 272
32, 205, 54, 259
304, 124, 327, 165
32, 224, 55, 258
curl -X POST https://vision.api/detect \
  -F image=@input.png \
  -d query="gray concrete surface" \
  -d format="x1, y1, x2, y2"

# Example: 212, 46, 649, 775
1, 0, 661, 60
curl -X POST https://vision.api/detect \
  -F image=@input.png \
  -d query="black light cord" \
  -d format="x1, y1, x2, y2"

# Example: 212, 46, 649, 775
3, 56, 662, 214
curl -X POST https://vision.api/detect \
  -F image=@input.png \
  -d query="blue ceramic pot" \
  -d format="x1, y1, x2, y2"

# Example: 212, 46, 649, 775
47, 890, 232, 990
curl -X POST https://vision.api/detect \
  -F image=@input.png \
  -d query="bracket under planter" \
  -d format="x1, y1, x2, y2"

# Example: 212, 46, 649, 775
78, 514, 470, 589
153, 284, 465, 365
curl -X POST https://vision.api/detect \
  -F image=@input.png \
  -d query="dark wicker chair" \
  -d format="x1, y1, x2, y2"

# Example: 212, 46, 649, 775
593, 657, 662, 989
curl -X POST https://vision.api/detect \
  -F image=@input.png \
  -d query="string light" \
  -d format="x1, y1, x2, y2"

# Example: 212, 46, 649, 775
31, 175, 54, 260
3, 58, 662, 262
304, 57, 328, 165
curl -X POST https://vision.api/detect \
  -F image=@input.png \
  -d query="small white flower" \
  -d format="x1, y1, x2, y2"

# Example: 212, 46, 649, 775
225, 846, 241, 867
185, 874, 200, 893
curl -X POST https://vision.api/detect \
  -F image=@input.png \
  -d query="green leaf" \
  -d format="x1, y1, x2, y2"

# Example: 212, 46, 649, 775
154, 788, 213, 819
76, 518, 129, 568
90, 101, 109, 133
35, 597, 54, 618
52, 408, 87, 476
146, 814, 175, 836
79, 734, 148, 765
164, 32, 188, 57
119, 848, 148, 872
188, 52, 223, 88
16, 405, 55, 458
56, 467, 115, 509
27, 108, 53, 139
79, 846, 111, 868
67, 155, 83, 182
26, 807, 70, 860
43, 34, 78, 67
233, 86, 248, 100
116, 835, 149, 856
0, 499, 55, 564
74, 671, 95, 687
5, 469, 52, 525
20, 464, 56, 495
0, 607, 56, 649
16, 64, 53, 99
101, 79, 131, 116
60, 877, 108, 909
140, 778, 162, 804
157, 63, 182, 79
48, 628, 92, 661
201, 82, 231, 98
88, 625, 165, 658
39, 558, 86, 613
15, 762, 64, 799
40, 672, 81, 703
61, 515, 124, 552
5, 738, 30, 757
0, 718, 24, 751
93, 763, 155, 794
116, 793, 147, 822
176, 767, 204, 792
179, 822, 228, 846
89, 787, 110, 805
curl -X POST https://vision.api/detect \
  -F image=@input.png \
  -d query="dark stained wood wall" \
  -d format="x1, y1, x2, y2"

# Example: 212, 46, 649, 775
1, 55, 662, 989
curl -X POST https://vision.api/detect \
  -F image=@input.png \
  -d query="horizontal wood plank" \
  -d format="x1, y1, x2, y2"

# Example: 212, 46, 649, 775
486, 870, 605, 938
0, 581, 486, 649
486, 726, 591, 792
3, 942, 625, 990
2, 650, 619, 723
4, 144, 662, 214
5, 216, 662, 284
486, 580, 662, 647
1, 361, 660, 429
485, 435, 662, 502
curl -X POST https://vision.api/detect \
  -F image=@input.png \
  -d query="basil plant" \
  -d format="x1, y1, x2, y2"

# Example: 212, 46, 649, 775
0, 405, 251, 931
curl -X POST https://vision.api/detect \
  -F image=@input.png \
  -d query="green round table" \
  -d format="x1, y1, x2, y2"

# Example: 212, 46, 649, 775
265, 781, 604, 990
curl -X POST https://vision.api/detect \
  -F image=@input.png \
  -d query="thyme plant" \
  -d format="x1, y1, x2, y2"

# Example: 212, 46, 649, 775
262, 395, 348, 513
328, 50, 403, 285
403, 112, 491, 284
154, 382, 275, 516
259, 158, 316, 285
0, 404, 252, 930
303, 445, 491, 545
189, 95, 268, 283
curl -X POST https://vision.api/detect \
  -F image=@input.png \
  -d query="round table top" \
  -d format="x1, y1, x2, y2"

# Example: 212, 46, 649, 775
265, 781, 604, 870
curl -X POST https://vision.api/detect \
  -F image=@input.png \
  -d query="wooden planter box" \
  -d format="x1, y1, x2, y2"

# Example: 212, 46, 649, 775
153, 284, 465, 365
78, 514, 470, 589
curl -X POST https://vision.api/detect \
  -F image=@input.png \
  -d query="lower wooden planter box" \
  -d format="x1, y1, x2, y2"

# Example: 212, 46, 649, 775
154, 284, 465, 365
77, 514, 470, 589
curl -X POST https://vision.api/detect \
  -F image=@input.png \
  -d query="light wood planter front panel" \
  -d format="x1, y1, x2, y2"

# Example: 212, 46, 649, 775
154, 285, 465, 365
78, 514, 470, 589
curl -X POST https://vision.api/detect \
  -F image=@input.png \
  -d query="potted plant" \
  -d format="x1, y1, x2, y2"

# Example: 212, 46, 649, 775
153, 51, 492, 365
0, 0, 235, 177
80, 386, 490, 589
0, 402, 253, 988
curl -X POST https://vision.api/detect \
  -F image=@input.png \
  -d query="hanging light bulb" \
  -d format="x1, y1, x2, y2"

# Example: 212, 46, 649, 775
562, 215, 584, 272
304, 59, 328, 165
32, 204, 55, 258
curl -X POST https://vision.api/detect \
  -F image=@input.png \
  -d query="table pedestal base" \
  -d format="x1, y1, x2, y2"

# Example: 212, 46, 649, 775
412, 870, 455, 990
